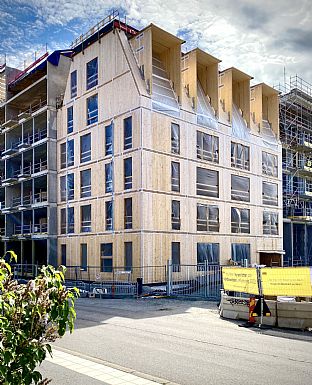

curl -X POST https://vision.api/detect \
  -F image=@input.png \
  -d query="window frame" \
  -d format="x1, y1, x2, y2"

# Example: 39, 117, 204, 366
81, 204, 91, 233
124, 116, 132, 150
86, 94, 98, 126
86, 57, 98, 90
80, 169, 91, 198
80, 133, 91, 163
124, 157, 132, 190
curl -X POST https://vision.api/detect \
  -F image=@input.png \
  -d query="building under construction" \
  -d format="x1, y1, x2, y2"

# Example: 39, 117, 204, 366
279, 76, 312, 266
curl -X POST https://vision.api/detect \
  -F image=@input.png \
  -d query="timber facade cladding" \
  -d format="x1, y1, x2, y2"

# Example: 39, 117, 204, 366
0, 19, 283, 278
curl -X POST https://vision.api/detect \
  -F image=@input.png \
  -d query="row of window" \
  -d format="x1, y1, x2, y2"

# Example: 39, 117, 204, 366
172, 201, 278, 235
172, 123, 278, 176
172, 163, 279, 205
60, 241, 251, 272
70, 57, 98, 99
60, 198, 133, 234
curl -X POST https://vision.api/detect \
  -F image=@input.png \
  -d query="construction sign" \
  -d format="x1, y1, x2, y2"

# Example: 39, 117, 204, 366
222, 267, 259, 295
252, 298, 271, 317
261, 267, 312, 297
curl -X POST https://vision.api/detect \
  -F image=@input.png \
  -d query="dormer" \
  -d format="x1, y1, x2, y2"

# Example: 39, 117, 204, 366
219, 67, 253, 128
130, 24, 184, 117
181, 49, 220, 128
250, 83, 279, 137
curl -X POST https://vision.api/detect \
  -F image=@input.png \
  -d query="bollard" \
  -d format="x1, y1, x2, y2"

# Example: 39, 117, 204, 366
137, 277, 143, 296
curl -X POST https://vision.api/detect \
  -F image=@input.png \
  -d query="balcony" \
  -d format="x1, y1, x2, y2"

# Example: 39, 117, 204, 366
0, 227, 5, 237
33, 159, 47, 174
2, 142, 19, 157
13, 222, 48, 237
33, 191, 48, 205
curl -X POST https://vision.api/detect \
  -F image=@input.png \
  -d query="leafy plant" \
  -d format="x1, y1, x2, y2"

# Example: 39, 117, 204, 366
0, 251, 79, 385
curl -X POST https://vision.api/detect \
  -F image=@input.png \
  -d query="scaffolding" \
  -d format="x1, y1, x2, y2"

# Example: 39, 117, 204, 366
276, 75, 312, 266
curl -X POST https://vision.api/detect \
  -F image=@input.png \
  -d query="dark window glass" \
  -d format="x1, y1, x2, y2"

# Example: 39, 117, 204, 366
124, 198, 132, 229
60, 176, 66, 201
231, 244, 250, 265
60, 143, 66, 169
171, 123, 180, 154
71, 70, 77, 98
172, 242, 180, 272
80, 244, 87, 271
87, 94, 98, 125
171, 200, 180, 230
231, 207, 250, 233
67, 173, 74, 200
67, 207, 74, 234
105, 124, 113, 155
171, 162, 180, 192
80, 133, 91, 163
61, 244, 66, 266
100, 243, 113, 272
67, 106, 73, 134
263, 211, 278, 235
196, 168, 218, 197
124, 158, 132, 190
197, 243, 219, 268
231, 175, 250, 202
125, 242, 133, 271
61, 208, 66, 234
124, 117, 132, 150
105, 200, 113, 231
197, 204, 219, 232
263, 182, 278, 206
105, 162, 113, 193
67, 139, 74, 167
86, 58, 98, 89
231, 142, 250, 170
81, 169, 91, 198
81, 204, 91, 233
196, 131, 219, 163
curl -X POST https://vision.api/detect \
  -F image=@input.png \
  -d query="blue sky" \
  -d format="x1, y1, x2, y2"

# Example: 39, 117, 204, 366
1, 0, 311, 86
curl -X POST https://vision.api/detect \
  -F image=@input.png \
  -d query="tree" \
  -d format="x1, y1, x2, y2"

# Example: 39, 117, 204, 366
0, 252, 79, 385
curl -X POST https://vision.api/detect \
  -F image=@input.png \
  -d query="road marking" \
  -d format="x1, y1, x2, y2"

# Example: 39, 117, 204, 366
46, 349, 159, 385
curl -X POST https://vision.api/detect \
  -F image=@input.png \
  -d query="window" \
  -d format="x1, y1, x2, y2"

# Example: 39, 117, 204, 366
263, 212, 278, 235
231, 244, 250, 265
197, 131, 219, 163
171, 200, 180, 230
125, 242, 133, 271
124, 116, 132, 150
61, 208, 66, 234
67, 207, 74, 233
80, 169, 91, 198
81, 204, 91, 232
100, 243, 113, 272
197, 243, 219, 268
171, 123, 180, 154
171, 162, 180, 192
262, 152, 278, 177
196, 168, 218, 197
105, 200, 113, 230
67, 173, 74, 200
105, 124, 113, 155
231, 207, 250, 233
231, 175, 250, 202
124, 158, 132, 190
105, 162, 113, 193
61, 140, 74, 168
197, 204, 219, 232
61, 244, 66, 266
71, 70, 77, 98
87, 94, 98, 125
60, 143, 66, 169
67, 106, 73, 133
86, 57, 98, 89
172, 242, 180, 272
263, 182, 278, 206
80, 244, 87, 271
124, 198, 132, 229
60, 176, 66, 201
80, 133, 91, 163
231, 142, 249, 170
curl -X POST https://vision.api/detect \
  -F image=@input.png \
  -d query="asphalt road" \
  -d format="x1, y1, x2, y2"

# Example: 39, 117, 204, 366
44, 298, 312, 385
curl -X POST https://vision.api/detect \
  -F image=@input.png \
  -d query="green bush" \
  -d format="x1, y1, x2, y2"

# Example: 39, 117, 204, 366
0, 251, 79, 385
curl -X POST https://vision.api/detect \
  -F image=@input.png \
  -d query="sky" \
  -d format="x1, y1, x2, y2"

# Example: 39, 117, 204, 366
0, 0, 311, 87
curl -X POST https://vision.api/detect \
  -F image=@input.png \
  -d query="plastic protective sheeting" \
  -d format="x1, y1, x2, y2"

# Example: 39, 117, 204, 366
105, 201, 113, 230
231, 142, 249, 170
232, 103, 250, 140
197, 131, 219, 163
171, 123, 180, 154
197, 204, 219, 232
197, 243, 220, 265
152, 56, 180, 117
231, 175, 250, 202
105, 162, 113, 193
197, 81, 218, 130
231, 243, 250, 265
263, 182, 278, 206
231, 207, 250, 233
263, 211, 278, 235
262, 119, 278, 150
196, 167, 219, 197
262, 151, 278, 177
171, 162, 180, 192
